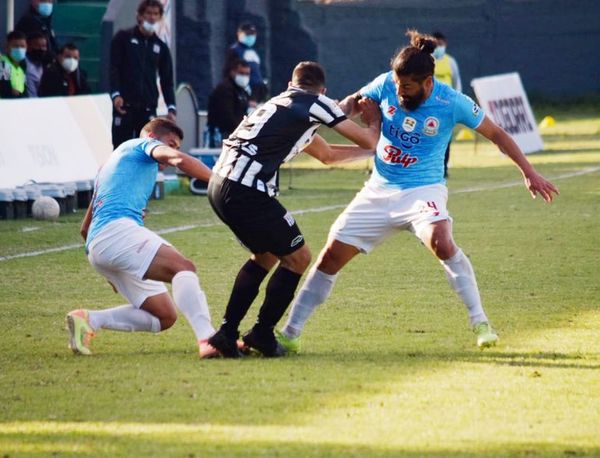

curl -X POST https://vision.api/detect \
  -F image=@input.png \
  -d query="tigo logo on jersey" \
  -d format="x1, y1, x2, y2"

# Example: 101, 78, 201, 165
423, 117, 439, 136
387, 105, 397, 116
402, 116, 417, 132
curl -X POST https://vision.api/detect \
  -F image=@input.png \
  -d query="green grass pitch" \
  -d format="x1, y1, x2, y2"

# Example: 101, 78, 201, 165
0, 108, 599, 457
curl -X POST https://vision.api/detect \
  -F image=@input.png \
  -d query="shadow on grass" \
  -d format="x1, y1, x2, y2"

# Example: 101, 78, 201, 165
1, 429, 598, 458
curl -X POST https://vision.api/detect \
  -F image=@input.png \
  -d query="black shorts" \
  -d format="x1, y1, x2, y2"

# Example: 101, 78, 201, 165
208, 176, 305, 256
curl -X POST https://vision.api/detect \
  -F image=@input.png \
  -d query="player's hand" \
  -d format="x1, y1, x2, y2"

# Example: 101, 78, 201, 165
113, 96, 127, 115
338, 93, 362, 117
358, 97, 381, 127
523, 171, 559, 203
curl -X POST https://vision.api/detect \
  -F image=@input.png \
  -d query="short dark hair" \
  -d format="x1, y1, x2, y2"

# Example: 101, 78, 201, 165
141, 117, 184, 141
224, 58, 250, 76
238, 23, 256, 34
60, 42, 79, 54
432, 31, 447, 41
390, 30, 437, 82
137, 0, 164, 17
291, 61, 325, 92
27, 31, 47, 43
7, 30, 27, 43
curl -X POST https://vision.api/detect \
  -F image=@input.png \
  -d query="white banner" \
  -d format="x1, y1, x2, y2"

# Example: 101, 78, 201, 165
471, 72, 543, 154
0, 94, 113, 188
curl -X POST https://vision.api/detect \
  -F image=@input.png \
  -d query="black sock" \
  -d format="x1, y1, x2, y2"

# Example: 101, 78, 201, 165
220, 259, 269, 338
255, 266, 302, 333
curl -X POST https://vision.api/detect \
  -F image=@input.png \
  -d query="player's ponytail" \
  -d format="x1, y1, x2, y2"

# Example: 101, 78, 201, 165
390, 29, 436, 81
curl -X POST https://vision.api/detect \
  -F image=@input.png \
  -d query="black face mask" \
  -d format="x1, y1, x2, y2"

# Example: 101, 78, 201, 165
27, 49, 52, 64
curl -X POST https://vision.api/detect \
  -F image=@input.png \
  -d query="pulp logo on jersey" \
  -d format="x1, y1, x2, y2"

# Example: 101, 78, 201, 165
423, 117, 440, 136
402, 116, 416, 132
382, 145, 418, 168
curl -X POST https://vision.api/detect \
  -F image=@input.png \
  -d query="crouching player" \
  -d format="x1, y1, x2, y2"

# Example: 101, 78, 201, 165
66, 118, 219, 358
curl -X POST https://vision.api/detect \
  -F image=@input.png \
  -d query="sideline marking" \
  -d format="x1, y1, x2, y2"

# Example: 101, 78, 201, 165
1, 167, 598, 262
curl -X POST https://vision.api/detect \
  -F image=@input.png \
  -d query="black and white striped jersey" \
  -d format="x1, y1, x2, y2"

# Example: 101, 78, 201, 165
213, 86, 347, 196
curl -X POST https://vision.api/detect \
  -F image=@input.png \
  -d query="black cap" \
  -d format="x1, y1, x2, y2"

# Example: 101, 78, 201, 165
239, 23, 257, 34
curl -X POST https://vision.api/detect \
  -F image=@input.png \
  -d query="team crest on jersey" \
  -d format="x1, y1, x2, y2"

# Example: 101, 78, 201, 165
387, 105, 397, 116
472, 103, 481, 117
402, 116, 417, 132
423, 117, 440, 136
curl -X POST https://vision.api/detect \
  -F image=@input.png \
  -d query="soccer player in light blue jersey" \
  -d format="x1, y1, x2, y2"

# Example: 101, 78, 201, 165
66, 118, 220, 358
279, 30, 559, 351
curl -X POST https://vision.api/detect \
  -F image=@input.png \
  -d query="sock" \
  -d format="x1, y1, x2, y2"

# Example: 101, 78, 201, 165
221, 259, 269, 338
282, 267, 338, 338
172, 271, 215, 341
440, 249, 488, 326
255, 266, 302, 333
88, 305, 161, 333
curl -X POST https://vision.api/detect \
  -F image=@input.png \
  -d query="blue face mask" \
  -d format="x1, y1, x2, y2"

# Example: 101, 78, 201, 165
240, 34, 256, 47
37, 2, 53, 17
432, 45, 446, 60
10, 47, 27, 62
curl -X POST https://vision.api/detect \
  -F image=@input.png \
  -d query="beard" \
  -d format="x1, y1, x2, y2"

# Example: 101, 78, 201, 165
399, 87, 426, 111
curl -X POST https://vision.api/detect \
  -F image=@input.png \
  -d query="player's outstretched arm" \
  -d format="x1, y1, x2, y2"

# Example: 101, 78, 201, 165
332, 98, 381, 150
304, 134, 374, 165
475, 116, 559, 203
152, 146, 213, 183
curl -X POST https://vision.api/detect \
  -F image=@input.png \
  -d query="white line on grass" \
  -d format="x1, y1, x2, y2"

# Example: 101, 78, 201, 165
1, 167, 598, 262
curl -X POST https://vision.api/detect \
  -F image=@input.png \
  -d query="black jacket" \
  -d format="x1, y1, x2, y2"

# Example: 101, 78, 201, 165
39, 62, 91, 97
207, 77, 249, 138
110, 26, 176, 111
15, 7, 59, 54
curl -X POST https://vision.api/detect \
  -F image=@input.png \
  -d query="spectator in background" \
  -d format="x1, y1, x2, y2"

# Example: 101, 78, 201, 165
0, 31, 28, 99
109, 0, 177, 149
16, 0, 59, 55
25, 31, 53, 97
226, 23, 268, 103
39, 43, 90, 97
207, 59, 251, 146
432, 31, 462, 178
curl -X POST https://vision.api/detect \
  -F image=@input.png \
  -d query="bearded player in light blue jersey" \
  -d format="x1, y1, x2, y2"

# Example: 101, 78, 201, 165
279, 30, 558, 351
66, 118, 221, 359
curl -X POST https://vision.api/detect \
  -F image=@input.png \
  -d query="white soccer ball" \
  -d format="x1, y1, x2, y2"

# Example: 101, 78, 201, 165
32, 196, 60, 221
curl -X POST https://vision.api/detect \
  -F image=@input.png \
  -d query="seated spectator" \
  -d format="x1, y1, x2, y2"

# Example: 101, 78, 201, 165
16, 0, 59, 55
25, 31, 53, 97
206, 58, 251, 145
0, 31, 28, 99
39, 43, 90, 97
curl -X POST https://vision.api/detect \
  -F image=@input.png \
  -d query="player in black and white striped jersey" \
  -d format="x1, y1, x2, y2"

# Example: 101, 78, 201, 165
207, 61, 381, 358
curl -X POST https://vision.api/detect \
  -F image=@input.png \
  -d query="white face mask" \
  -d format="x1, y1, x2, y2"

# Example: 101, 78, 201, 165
61, 57, 78, 73
142, 20, 158, 34
234, 74, 250, 88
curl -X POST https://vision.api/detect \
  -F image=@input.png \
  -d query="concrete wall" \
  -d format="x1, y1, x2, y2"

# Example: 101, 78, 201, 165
289, 0, 600, 100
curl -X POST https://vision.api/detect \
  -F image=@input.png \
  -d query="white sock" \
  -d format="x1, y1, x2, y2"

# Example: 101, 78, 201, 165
441, 249, 488, 326
282, 267, 338, 338
172, 271, 215, 341
88, 305, 161, 333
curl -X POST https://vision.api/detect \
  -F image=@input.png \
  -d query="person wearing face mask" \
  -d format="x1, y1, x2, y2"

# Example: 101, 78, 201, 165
432, 31, 462, 177
109, 0, 177, 149
25, 32, 53, 97
16, 0, 59, 55
206, 59, 251, 146
226, 23, 268, 103
39, 43, 90, 97
0, 31, 28, 99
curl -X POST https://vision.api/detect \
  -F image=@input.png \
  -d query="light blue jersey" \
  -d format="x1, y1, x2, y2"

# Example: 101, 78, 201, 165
360, 72, 485, 190
86, 138, 163, 247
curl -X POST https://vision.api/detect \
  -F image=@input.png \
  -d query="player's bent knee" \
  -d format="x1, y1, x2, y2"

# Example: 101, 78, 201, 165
178, 258, 196, 273
159, 311, 178, 330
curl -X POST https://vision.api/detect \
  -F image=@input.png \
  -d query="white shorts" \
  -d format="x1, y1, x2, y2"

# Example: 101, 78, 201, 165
87, 218, 171, 307
329, 183, 450, 253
